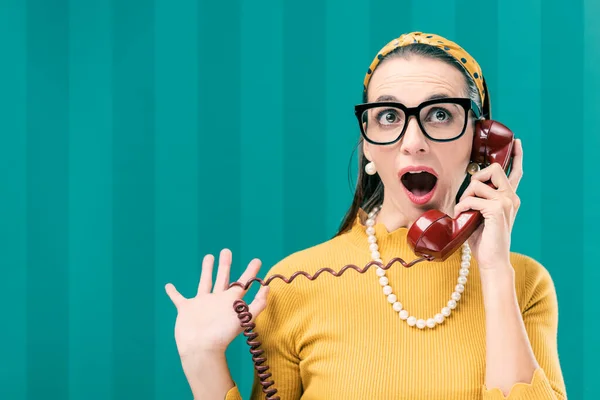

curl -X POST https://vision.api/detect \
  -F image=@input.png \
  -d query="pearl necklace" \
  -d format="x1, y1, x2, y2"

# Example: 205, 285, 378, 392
366, 205, 471, 329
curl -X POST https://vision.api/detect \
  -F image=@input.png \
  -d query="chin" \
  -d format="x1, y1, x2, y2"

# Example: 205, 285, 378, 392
413, 201, 441, 214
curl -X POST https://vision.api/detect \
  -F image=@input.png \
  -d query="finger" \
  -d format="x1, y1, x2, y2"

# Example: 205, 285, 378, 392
454, 196, 488, 215
508, 138, 524, 190
471, 162, 511, 191
197, 254, 215, 295
165, 283, 186, 309
213, 248, 233, 293
459, 179, 500, 202
230, 258, 263, 297
247, 285, 270, 322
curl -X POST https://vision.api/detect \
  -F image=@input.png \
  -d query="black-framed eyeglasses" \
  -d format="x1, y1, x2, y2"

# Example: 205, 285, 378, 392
354, 97, 482, 145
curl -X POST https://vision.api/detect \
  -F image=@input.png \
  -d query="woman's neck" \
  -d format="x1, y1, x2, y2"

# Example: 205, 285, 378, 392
374, 201, 412, 233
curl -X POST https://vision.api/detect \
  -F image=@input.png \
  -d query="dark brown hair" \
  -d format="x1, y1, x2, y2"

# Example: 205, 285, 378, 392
333, 43, 482, 237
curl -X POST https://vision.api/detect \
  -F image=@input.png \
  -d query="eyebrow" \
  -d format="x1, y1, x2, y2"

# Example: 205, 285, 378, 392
374, 93, 452, 102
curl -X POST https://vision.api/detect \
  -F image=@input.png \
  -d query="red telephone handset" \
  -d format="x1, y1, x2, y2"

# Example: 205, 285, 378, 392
406, 119, 515, 261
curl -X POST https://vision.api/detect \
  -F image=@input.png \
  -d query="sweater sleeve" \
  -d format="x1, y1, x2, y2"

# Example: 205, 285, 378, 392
224, 263, 304, 400
482, 257, 567, 400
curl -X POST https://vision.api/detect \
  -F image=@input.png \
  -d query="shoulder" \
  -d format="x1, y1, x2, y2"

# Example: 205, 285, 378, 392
509, 252, 557, 312
509, 252, 554, 288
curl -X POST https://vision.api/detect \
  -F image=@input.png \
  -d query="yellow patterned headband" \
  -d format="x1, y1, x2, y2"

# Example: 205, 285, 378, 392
363, 31, 490, 118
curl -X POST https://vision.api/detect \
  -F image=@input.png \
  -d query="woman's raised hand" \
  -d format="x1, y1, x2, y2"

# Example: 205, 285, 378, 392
165, 248, 269, 360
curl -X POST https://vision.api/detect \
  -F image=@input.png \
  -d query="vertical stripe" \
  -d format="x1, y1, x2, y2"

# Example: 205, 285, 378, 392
583, 0, 600, 396
455, 0, 497, 111
112, 1, 155, 398
325, 0, 371, 234
282, 0, 327, 253
541, 1, 584, 397
197, 1, 241, 257
369, 0, 412, 55
0, 1, 27, 399
235, 0, 284, 393
154, 1, 199, 398
413, 0, 455, 38
454, 1, 496, 119
68, 0, 113, 399
239, 0, 284, 274
497, 0, 542, 259
26, 0, 70, 398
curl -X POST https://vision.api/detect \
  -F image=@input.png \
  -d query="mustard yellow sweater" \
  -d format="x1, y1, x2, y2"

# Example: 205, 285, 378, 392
225, 211, 566, 400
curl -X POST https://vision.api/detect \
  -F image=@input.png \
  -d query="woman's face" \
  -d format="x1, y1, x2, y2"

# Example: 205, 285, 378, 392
363, 55, 475, 223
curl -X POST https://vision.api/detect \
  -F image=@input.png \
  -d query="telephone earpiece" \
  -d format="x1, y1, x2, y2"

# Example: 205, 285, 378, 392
406, 119, 515, 261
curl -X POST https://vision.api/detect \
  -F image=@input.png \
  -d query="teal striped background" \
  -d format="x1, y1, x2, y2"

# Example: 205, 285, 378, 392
0, 0, 595, 399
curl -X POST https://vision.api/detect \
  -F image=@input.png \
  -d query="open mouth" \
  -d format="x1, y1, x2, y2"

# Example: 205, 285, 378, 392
400, 171, 438, 204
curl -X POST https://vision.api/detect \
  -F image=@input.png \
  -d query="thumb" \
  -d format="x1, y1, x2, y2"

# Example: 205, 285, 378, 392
247, 285, 270, 322
165, 283, 186, 309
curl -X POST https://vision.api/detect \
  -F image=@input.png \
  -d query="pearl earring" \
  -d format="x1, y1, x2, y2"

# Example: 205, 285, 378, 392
365, 161, 377, 175
466, 162, 480, 175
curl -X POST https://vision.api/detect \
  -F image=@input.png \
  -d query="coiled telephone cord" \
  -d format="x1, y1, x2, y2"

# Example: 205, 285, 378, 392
229, 255, 429, 399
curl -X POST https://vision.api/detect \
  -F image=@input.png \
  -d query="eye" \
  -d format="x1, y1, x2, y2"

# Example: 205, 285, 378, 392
435, 110, 447, 121
376, 109, 402, 125
428, 107, 453, 123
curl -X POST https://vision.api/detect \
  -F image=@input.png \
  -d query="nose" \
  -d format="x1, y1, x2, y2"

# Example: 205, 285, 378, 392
399, 115, 429, 155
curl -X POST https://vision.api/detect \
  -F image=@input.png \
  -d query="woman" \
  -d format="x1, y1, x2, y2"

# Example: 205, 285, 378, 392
165, 32, 566, 399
